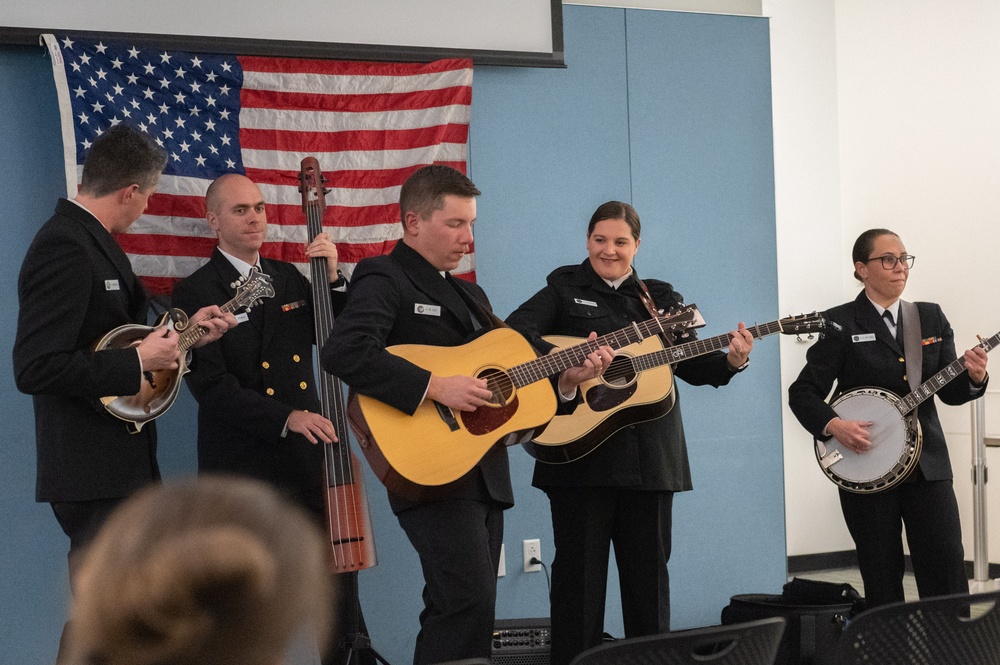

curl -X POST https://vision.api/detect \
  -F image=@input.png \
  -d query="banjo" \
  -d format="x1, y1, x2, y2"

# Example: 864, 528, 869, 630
816, 329, 998, 493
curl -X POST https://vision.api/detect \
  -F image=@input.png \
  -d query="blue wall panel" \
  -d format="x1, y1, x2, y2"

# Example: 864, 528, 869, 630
0, 6, 781, 663
625, 10, 784, 628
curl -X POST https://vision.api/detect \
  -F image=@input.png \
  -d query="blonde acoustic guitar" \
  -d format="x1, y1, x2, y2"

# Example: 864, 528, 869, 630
529, 312, 827, 463
347, 307, 700, 501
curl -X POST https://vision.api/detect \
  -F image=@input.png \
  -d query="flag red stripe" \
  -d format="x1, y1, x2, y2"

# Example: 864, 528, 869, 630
241, 86, 472, 114
239, 56, 473, 77
119, 234, 401, 265
145, 193, 206, 218
239, 124, 469, 152
269, 204, 400, 228
117, 234, 218, 257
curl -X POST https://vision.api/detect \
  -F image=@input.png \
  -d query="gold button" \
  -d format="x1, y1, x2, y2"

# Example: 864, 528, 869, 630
262, 361, 270, 369
266, 388, 274, 396
293, 354, 301, 362
299, 382, 308, 390
899, 357, 904, 362
903, 375, 907, 381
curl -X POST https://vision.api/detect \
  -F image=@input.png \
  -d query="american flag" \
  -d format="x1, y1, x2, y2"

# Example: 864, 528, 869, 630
43, 34, 474, 295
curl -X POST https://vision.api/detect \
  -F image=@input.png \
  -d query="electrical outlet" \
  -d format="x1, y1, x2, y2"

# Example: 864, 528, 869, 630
498, 543, 506, 577
523, 538, 541, 573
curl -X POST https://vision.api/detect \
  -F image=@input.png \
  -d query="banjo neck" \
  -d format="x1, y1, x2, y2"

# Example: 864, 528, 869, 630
894, 330, 999, 416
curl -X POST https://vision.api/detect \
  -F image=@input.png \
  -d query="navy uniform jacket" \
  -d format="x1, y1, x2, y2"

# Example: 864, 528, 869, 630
171, 248, 339, 514
506, 260, 737, 491
321, 242, 513, 514
14, 199, 157, 502
788, 290, 986, 481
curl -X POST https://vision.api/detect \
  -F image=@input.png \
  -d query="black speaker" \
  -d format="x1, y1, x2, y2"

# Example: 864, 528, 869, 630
492, 618, 551, 665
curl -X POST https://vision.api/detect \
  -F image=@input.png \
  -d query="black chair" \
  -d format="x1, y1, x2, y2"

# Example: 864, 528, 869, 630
568, 617, 786, 665
835, 590, 1000, 664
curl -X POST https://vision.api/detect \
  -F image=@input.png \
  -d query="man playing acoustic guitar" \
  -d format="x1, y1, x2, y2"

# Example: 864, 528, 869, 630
13, 125, 235, 662
322, 165, 614, 665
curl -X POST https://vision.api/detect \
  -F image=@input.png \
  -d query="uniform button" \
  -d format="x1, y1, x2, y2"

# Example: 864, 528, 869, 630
266, 388, 275, 396
300, 381, 308, 390
262, 361, 270, 369
293, 354, 301, 362
898, 357, 904, 362
903, 375, 907, 381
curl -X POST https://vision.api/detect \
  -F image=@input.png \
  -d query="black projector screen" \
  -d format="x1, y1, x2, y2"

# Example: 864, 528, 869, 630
0, 0, 564, 67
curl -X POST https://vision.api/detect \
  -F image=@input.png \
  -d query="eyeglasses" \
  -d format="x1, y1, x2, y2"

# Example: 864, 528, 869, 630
865, 254, 916, 270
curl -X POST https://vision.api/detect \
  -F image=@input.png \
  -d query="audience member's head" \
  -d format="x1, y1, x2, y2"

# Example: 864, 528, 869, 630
66, 476, 334, 665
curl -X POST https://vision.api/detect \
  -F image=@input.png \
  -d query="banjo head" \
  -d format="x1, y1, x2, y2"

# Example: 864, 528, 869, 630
815, 387, 921, 493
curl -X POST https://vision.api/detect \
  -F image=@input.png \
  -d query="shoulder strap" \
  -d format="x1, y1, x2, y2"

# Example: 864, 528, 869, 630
899, 299, 922, 394
635, 278, 661, 320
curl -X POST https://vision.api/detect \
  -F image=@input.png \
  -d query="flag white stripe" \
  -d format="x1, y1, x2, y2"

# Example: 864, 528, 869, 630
242, 68, 472, 95
242, 144, 468, 173
239, 105, 471, 133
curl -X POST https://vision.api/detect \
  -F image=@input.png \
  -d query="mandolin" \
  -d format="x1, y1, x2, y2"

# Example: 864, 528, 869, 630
95, 268, 274, 433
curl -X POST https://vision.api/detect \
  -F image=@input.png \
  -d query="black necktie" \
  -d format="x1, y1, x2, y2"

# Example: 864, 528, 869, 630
445, 273, 483, 331
883, 309, 903, 349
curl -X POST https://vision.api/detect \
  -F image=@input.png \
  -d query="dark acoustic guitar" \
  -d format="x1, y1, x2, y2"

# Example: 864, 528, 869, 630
94, 268, 275, 433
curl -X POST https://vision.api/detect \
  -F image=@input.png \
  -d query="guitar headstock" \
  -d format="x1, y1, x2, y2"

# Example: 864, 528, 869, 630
779, 312, 826, 339
658, 303, 706, 333
233, 267, 276, 310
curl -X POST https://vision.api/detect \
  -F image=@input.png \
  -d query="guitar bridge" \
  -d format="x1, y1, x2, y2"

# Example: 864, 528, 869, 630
433, 401, 460, 432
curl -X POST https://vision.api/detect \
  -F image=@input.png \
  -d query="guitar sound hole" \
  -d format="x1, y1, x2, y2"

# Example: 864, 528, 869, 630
478, 367, 512, 406
602, 356, 636, 388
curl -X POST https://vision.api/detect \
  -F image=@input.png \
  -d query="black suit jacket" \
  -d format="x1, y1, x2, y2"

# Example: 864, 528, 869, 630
788, 290, 985, 480
171, 249, 336, 514
321, 242, 513, 514
506, 260, 737, 491
14, 199, 157, 502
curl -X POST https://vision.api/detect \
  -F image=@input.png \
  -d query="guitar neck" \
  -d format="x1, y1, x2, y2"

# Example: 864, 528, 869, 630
507, 316, 691, 388
635, 319, 784, 371
896, 330, 999, 415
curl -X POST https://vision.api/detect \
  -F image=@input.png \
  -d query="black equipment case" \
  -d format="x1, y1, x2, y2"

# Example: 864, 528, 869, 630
721, 578, 863, 665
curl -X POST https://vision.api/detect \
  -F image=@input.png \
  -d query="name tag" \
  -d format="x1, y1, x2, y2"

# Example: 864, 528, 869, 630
574, 298, 598, 307
415, 303, 441, 316
104, 279, 120, 291
235, 312, 250, 324
852, 333, 876, 343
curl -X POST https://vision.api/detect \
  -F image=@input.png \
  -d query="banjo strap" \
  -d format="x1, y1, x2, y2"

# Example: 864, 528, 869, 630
899, 299, 923, 406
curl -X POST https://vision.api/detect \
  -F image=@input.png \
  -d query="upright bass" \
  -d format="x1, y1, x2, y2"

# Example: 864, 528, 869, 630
299, 157, 377, 574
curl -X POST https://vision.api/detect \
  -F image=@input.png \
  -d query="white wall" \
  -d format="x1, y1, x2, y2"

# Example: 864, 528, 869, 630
768, 0, 1000, 562
763, 0, 853, 556
834, 0, 1000, 566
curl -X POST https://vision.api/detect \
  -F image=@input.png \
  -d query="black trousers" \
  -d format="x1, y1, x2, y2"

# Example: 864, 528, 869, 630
839, 474, 968, 608
397, 498, 504, 665
546, 487, 673, 665
51, 498, 126, 592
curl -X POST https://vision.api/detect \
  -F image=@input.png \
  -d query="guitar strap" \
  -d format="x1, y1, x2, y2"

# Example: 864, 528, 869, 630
899, 299, 923, 402
635, 277, 662, 320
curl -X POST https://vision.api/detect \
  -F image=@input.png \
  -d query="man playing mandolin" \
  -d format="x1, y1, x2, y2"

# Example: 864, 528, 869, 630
13, 125, 235, 662
789, 228, 989, 608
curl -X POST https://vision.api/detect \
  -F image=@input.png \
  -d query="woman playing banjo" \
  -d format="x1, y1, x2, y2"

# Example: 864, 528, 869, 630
789, 228, 988, 609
